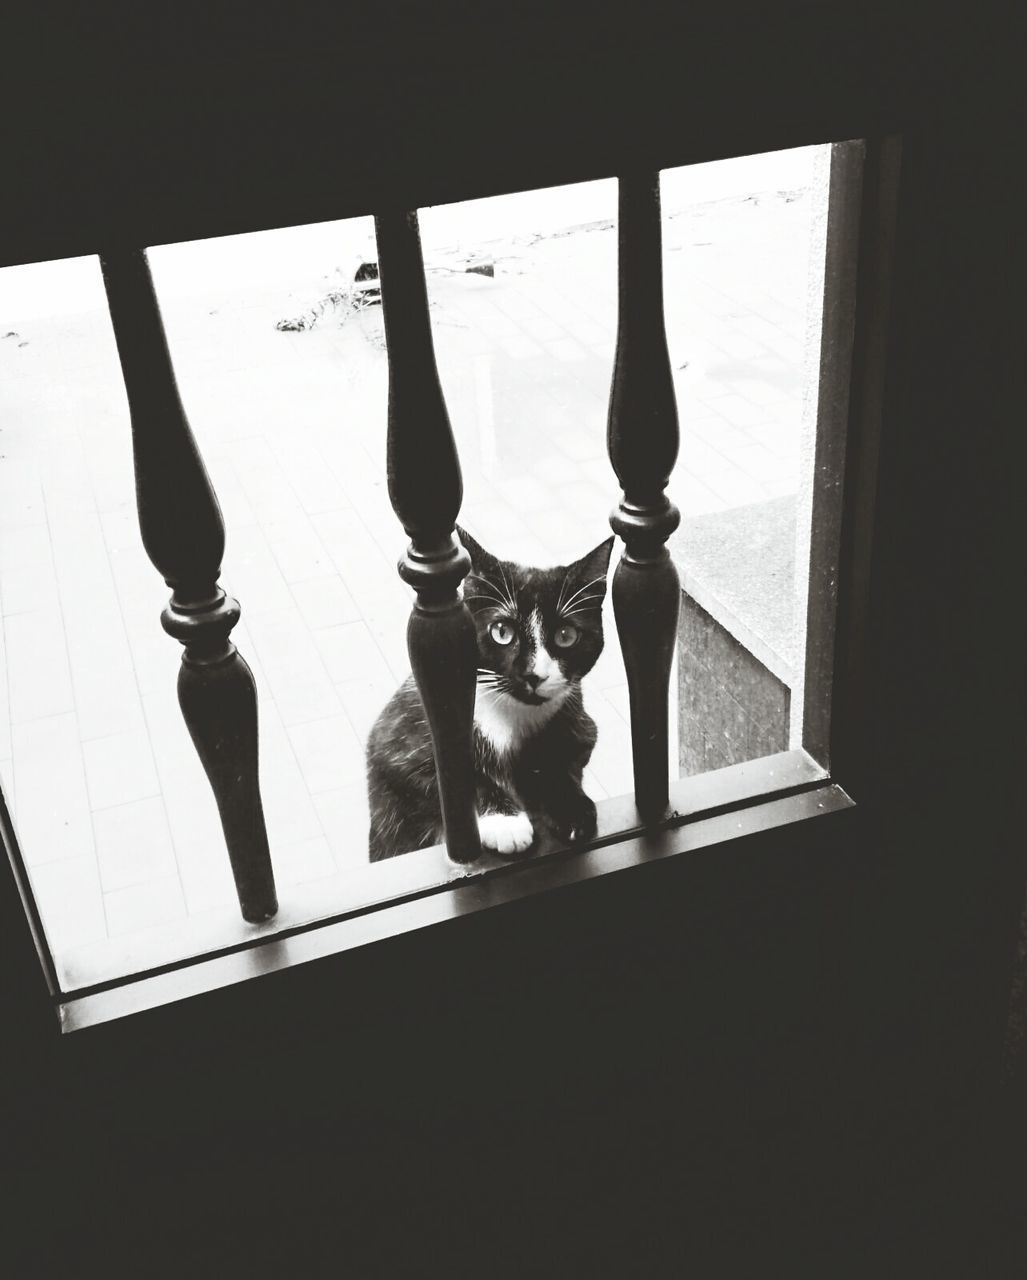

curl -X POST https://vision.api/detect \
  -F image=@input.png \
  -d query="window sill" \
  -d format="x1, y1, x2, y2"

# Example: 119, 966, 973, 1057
57, 748, 848, 1033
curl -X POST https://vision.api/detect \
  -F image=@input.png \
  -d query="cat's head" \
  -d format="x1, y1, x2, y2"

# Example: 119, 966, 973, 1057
457, 526, 614, 711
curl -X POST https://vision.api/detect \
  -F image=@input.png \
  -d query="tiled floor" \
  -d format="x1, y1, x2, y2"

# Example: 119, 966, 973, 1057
0, 149, 825, 988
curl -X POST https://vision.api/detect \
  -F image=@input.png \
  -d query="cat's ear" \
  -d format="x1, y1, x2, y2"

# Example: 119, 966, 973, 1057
456, 525, 500, 577
568, 536, 615, 593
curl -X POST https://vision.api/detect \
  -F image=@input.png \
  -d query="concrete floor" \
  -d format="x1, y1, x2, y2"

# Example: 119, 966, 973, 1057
0, 148, 824, 988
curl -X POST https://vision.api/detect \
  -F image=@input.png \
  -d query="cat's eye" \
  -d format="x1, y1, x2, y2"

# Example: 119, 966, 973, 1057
554, 623, 579, 648
489, 620, 516, 646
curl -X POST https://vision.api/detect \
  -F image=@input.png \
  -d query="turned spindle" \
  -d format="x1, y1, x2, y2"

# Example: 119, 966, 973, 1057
373, 211, 481, 864
100, 248, 277, 922
607, 172, 682, 821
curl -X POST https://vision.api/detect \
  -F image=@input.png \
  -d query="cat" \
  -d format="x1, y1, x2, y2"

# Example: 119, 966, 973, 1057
366, 527, 614, 861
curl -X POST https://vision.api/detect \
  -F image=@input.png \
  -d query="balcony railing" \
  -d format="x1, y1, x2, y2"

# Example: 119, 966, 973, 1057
85, 171, 682, 923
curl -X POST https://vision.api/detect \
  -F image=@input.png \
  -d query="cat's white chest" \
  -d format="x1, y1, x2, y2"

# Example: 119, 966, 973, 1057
474, 688, 560, 757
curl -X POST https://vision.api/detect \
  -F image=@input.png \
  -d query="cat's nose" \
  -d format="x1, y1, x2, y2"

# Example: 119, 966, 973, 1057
524, 672, 548, 690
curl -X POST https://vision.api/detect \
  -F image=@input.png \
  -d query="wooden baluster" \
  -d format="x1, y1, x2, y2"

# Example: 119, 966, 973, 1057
99, 248, 277, 923
373, 210, 482, 864
607, 171, 682, 822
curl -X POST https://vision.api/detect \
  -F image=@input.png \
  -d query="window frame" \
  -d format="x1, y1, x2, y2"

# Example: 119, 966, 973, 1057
0, 135, 900, 1034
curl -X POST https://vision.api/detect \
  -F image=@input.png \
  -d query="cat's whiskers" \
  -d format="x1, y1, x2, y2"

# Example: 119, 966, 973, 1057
464, 591, 510, 611
562, 594, 606, 618
497, 564, 518, 613
468, 572, 516, 614
556, 570, 571, 615
559, 575, 608, 614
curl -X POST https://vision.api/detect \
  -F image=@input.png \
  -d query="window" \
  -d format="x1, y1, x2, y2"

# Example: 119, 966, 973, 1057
0, 140, 889, 1026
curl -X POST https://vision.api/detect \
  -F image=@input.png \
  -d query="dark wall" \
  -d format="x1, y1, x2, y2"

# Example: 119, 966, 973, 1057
2, 4, 1024, 1274
0, 2, 1010, 264
7, 809, 869, 1274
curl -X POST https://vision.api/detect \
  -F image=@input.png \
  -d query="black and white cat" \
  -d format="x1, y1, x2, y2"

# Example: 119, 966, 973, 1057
366, 527, 614, 861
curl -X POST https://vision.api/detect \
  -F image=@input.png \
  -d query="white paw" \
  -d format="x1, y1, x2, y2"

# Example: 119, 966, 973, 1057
478, 811, 534, 856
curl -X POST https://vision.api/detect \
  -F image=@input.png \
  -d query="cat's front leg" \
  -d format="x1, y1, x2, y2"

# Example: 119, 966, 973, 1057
478, 809, 535, 856
545, 782, 597, 845
514, 766, 598, 845
474, 781, 534, 856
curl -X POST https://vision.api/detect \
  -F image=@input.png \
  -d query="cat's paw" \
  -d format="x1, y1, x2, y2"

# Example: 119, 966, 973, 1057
478, 811, 534, 856
551, 792, 597, 844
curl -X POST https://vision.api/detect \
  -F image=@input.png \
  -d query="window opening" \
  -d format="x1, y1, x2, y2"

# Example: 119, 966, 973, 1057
0, 143, 852, 996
